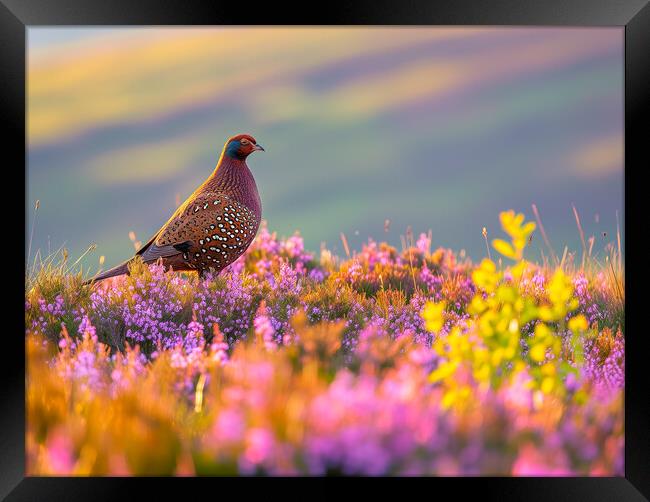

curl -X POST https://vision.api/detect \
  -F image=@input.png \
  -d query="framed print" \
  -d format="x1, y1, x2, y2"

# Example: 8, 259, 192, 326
2, 0, 648, 500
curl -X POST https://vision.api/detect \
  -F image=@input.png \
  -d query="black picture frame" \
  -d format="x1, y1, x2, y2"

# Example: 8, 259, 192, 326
3, 0, 647, 499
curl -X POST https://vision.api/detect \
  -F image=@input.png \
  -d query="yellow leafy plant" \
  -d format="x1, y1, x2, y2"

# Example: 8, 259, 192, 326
492, 210, 536, 261
423, 210, 590, 409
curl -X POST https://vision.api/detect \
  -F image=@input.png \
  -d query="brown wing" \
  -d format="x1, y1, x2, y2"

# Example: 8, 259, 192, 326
144, 192, 259, 271
135, 197, 194, 264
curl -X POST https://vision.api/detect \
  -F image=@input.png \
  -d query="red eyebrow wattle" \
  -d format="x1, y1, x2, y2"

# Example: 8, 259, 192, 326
230, 134, 256, 144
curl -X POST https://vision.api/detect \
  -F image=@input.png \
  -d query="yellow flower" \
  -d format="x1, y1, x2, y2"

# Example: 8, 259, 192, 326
494, 210, 536, 261
541, 362, 556, 376
472, 258, 501, 293
541, 376, 555, 394
548, 268, 574, 308
441, 386, 472, 410
568, 314, 588, 333
422, 301, 446, 333
551, 337, 562, 356
492, 239, 517, 260
468, 295, 487, 315
441, 389, 457, 410
474, 363, 491, 383
478, 310, 497, 337
529, 343, 546, 362
534, 322, 551, 340
491, 348, 505, 366
429, 360, 459, 383
497, 285, 517, 304
511, 260, 528, 281
537, 305, 555, 322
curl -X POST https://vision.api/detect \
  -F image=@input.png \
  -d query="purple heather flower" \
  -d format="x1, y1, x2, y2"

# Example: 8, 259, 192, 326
416, 233, 431, 255
254, 302, 276, 350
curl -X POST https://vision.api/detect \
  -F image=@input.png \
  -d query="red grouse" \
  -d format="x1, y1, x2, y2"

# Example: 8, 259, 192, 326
85, 134, 264, 284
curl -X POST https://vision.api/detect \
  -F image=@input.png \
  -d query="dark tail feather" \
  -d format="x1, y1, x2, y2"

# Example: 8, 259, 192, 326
83, 261, 131, 286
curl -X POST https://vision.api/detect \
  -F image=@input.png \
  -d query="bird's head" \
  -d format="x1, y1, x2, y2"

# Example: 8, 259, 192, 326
224, 134, 265, 160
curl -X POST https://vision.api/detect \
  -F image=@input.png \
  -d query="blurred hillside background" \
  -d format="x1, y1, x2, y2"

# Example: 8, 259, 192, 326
27, 27, 624, 271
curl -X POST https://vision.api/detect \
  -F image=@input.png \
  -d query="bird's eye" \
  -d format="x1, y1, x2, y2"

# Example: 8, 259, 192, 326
240, 139, 249, 145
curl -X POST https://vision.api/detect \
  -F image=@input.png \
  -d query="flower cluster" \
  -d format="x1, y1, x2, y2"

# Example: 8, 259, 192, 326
25, 211, 624, 476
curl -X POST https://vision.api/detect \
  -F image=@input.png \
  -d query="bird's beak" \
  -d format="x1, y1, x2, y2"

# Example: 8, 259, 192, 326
253, 143, 265, 152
